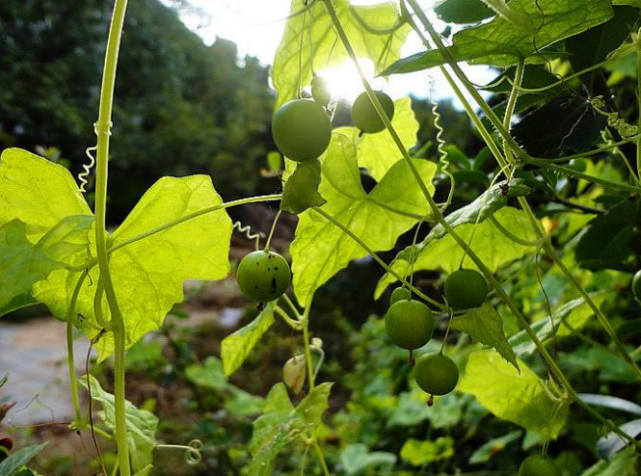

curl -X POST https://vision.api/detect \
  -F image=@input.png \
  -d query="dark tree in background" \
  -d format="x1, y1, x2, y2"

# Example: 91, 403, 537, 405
0, 0, 277, 220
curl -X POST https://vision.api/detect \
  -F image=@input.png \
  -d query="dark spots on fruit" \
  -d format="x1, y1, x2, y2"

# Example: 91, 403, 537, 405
255, 286, 259, 289
275, 267, 279, 270
267, 268, 271, 271
271, 277, 277, 293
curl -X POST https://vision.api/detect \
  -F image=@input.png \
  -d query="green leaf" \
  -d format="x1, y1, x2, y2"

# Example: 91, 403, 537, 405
481, 0, 535, 31
509, 293, 607, 356
185, 356, 228, 391
80, 375, 158, 472
338, 98, 420, 181
429, 179, 531, 241
340, 444, 397, 475
435, 0, 494, 24
384, 0, 613, 74
33, 175, 233, 360
468, 430, 522, 464
222, 303, 275, 376
292, 132, 436, 303
376, 207, 537, 298
566, 6, 639, 92
581, 446, 639, 476
400, 437, 454, 466
452, 303, 518, 370
281, 160, 326, 214
0, 443, 47, 476
613, 0, 641, 8
248, 383, 333, 476
0, 148, 91, 241
0, 216, 93, 312
272, 0, 410, 108
0, 294, 39, 319
459, 350, 569, 437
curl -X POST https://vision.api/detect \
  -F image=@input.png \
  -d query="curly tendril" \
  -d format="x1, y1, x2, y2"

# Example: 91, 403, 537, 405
232, 221, 264, 250
432, 100, 456, 213
590, 96, 639, 138
78, 145, 97, 196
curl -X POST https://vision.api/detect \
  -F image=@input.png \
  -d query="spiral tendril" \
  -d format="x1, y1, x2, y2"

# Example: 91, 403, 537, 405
432, 100, 455, 212
590, 96, 638, 138
185, 439, 203, 466
77, 145, 97, 196
233, 221, 264, 250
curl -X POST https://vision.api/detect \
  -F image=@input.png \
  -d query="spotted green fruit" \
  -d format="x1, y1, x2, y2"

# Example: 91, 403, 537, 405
390, 287, 411, 305
351, 91, 395, 134
414, 353, 459, 396
272, 99, 331, 162
311, 76, 331, 106
236, 251, 291, 303
633, 270, 641, 300
385, 300, 434, 350
518, 455, 561, 476
444, 269, 487, 310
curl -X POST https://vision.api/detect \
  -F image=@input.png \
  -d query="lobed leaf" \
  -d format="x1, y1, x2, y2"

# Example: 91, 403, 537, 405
34, 175, 233, 360
271, 0, 410, 108
384, 0, 613, 74
459, 350, 569, 437
376, 207, 537, 298
291, 132, 436, 304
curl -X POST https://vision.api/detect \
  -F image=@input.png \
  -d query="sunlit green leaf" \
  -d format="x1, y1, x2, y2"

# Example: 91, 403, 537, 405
272, 0, 410, 107
376, 207, 537, 298
0, 216, 93, 312
384, 0, 613, 74
459, 350, 569, 437
222, 303, 275, 376
281, 160, 326, 214
33, 175, 233, 360
452, 303, 518, 370
338, 98, 420, 181
0, 148, 91, 241
292, 132, 436, 304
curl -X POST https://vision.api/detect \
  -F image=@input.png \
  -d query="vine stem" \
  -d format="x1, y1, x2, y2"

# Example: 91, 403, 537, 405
311, 207, 445, 310
323, 0, 641, 448
405, 0, 641, 381
67, 272, 88, 426
94, 0, 131, 474
299, 297, 331, 476
637, 32, 641, 179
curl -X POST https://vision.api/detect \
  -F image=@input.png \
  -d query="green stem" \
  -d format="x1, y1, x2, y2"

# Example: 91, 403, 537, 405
522, 158, 641, 193
637, 36, 641, 179
274, 306, 303, 330
323, 0, 641, 448
311, 207, 445, 310
67, 273, 88, 425
94, 0, 130, 474
67, 322, 83, 424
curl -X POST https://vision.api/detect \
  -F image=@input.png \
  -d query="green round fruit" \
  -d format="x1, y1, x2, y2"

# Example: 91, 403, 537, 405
390, 287, 411, 305
518, 455, 561, 476
236, 250, 291, 303
385, 300, 434, 350
414, 353, 459, 396
311, 76, 331, 106
351, 91, 395, 134
444, 269, 487, 310
272, 99, 332, 162
633, 270, 641, 300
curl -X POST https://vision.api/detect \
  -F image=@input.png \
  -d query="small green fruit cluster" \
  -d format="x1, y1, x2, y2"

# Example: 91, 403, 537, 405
444, 268, 487, 310
236, 250, 291, 303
